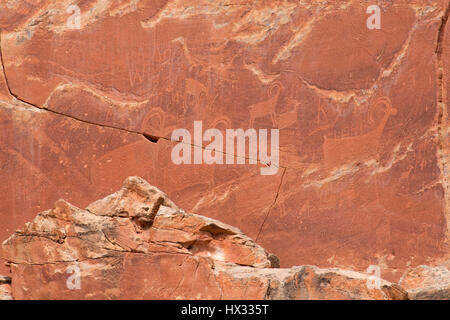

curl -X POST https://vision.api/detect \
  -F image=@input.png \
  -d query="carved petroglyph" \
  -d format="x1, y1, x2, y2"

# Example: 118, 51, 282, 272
309, 99, 341, 136
184, 78, 219, 114
247, 85, 299, 130
172, 37, 201, 70
140, 107, 166, 136
210, 116, 232, 131
322, 97, 398, 167
270, 97, 398, 214
185, 78, 206, 110
140, 104, 232, 140
248, 82, 282, 128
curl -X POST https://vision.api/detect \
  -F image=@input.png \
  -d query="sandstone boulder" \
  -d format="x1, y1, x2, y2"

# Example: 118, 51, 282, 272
216, 264, 408, 300
2, 177, 407, 300
400, 262, 450, 300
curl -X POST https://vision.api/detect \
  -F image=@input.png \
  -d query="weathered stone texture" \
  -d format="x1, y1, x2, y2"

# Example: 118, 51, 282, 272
0, 275, 12, 300
1, 177, 408, 300
400, 262, 450, 299
0, 0, 449, 284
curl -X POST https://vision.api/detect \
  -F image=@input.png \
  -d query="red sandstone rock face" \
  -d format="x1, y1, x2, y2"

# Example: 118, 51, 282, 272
1, 177, 408, 300
0, 0, 449, 284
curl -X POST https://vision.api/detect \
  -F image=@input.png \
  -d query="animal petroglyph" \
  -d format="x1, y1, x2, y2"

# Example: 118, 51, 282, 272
323, 97, 397, 167
140, 107, 167, 136
140, 103, 232, 140
248, 82, 282, 128
184, 78, 218, 113
309, 99, 341, 136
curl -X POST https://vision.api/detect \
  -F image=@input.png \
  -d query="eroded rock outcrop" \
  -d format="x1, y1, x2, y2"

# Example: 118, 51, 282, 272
1, 177, 409, 300
400, 262, 450, 299
216, 264, 409, 300
0, 275, 12, 300
0, 0, 449, 281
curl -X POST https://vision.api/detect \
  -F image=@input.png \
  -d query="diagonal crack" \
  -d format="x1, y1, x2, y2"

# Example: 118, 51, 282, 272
255, 167, 286, 242
0, 32, 161, 138
0, 30, 279, 168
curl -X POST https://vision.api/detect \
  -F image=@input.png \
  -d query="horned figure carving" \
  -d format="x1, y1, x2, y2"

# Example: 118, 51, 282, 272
248, 82, 282, 128
140, 107, 166, 136
323, 97, 397, 166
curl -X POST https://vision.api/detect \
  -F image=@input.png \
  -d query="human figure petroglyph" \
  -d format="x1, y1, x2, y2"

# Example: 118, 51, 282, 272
248, 82, 282, 128
322, 97, 397, 166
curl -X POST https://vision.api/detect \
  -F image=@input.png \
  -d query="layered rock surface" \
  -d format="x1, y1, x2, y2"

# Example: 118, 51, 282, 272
0, 276, 12, 300
2, 177, 411, 300
0, 0, 449, 284
400, 261, 450, 299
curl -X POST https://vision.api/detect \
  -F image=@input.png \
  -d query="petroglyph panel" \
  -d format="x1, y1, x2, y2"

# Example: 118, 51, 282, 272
0, 0, 448, 281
